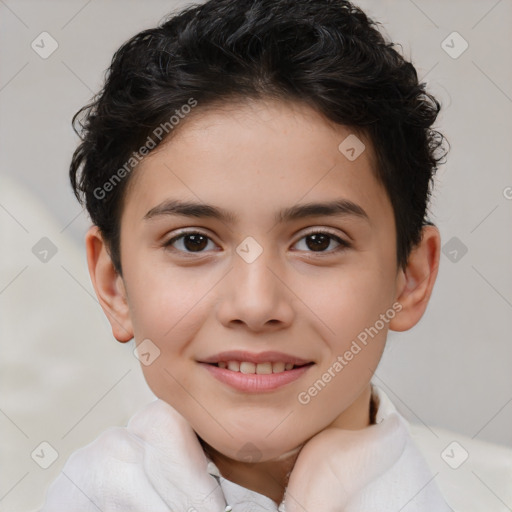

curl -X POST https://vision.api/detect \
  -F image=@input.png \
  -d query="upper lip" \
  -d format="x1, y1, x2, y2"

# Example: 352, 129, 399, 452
198, 350, 313, 365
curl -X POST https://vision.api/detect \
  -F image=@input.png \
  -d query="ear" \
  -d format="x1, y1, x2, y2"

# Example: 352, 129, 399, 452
389, 225, 441, 332
85, 225, 134, 343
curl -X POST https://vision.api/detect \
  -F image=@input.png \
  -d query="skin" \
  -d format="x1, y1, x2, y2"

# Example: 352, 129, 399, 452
85, 98, 440, 505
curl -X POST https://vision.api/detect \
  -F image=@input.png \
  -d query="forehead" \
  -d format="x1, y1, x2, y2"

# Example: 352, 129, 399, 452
122, 99, 392, 230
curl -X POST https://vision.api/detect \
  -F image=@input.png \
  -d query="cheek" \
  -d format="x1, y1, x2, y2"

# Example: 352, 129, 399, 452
125, 258, 212, 394
311, 261, 392, 344
295, 266, 392, 425
126, 258, 209, 340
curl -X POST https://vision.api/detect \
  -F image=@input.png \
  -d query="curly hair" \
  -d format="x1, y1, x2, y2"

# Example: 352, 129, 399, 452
70, 0, 448, 276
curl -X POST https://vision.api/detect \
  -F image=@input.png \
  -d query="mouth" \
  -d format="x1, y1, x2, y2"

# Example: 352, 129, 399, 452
206, 361, 314, 374
197, 351, 315, 393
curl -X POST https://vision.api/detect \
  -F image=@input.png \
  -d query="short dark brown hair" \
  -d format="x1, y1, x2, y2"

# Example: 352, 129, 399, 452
70, 0, 448, 275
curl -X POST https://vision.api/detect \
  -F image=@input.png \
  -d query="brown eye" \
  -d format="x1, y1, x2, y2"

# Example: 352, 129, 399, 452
164, 232, 215, 253
305, 233, 330, 251
293, 231, 350, 254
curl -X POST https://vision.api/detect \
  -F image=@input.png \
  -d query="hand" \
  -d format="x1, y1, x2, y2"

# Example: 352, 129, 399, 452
127, 399, 227, 511
283, 412, 407, 512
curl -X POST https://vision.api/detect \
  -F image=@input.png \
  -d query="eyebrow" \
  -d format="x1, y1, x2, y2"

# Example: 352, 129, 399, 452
143, 198, 370, 225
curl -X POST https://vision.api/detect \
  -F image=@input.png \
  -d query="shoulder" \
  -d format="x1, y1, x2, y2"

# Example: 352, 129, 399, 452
65, 398, 176, 469
39, 400, 168, 511
71, 424, 145, 467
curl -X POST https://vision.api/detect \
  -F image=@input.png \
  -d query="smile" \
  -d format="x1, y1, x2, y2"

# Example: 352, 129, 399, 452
197, 350, 315, 392
199, 361, 314, 393
213, 361, 306, 374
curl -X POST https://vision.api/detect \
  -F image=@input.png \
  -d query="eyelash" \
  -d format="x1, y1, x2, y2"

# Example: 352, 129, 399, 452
163, 229, 351, 256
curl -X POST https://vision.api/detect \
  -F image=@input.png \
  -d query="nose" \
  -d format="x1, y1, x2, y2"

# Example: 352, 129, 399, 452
216, 243, 295, 333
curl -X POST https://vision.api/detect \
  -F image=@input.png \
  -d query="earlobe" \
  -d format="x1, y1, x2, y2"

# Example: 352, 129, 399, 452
389, 225, 441, 332
85, 225, 134, 343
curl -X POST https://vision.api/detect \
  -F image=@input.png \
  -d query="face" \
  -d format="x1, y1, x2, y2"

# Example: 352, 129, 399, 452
114, 99, 403, 461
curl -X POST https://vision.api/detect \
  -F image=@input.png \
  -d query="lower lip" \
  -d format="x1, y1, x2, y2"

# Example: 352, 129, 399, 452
199, 362, 313, 393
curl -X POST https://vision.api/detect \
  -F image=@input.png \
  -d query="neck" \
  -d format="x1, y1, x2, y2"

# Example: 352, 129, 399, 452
201, 384, 374, 505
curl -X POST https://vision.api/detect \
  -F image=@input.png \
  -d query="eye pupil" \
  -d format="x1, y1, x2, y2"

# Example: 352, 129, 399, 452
306, 233, 330, 251
167, 231, 345, 256
184, 234, 208, 252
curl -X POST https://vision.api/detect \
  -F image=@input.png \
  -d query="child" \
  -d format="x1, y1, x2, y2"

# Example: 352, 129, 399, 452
40, 0, 451, 510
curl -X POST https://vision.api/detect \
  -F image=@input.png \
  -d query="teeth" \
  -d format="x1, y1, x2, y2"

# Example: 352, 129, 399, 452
256, 362, 272, 374
227, 361, 240, 372
240, 362, 256, 374
272, 362, 285, 373
217, 361, 301, 374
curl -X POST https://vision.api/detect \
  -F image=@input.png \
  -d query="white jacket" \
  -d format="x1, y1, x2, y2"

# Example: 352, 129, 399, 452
39, 384, 451, 511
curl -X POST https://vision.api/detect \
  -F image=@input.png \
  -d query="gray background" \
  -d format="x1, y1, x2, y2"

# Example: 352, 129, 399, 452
1, 0, 511, 510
